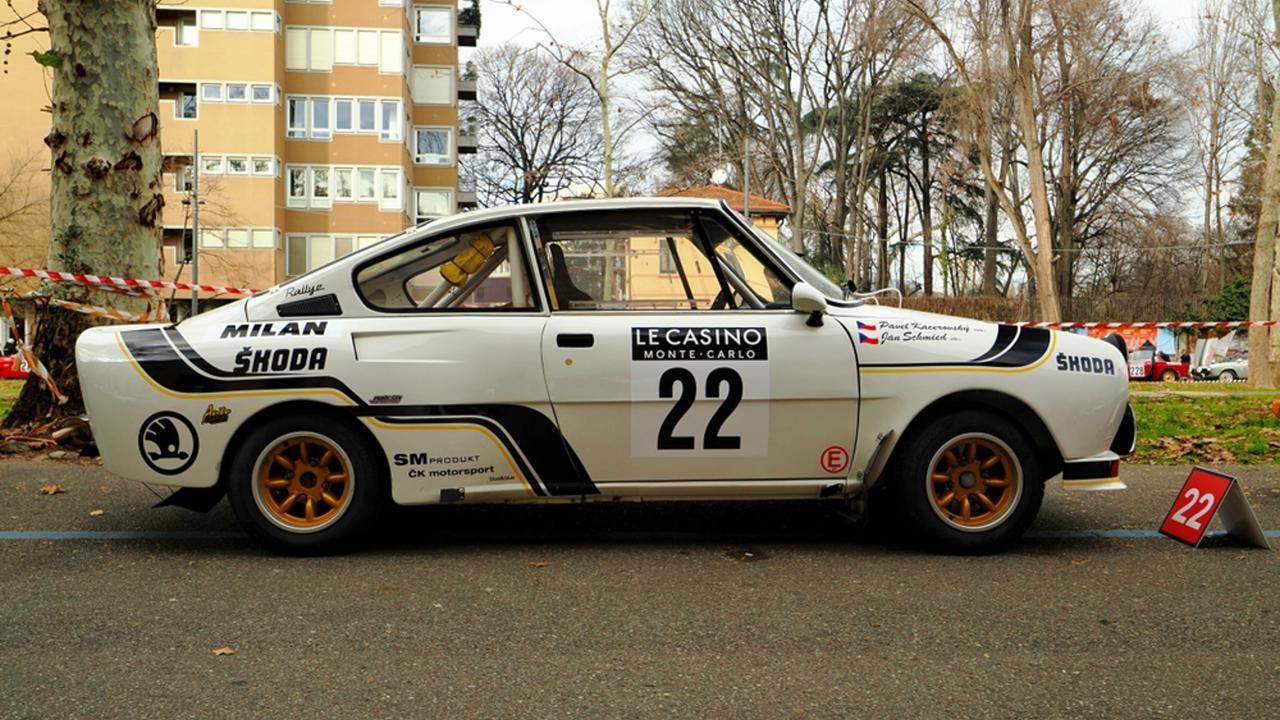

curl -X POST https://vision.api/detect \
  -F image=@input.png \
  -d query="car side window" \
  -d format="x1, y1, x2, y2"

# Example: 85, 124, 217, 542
533, 210, 790, 312
354, 223, 540, 311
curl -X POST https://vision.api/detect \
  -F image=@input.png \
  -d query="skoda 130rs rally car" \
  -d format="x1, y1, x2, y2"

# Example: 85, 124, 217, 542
75, 199, 1134, 553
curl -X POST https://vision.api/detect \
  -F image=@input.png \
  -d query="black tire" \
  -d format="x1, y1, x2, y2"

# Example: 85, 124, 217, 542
227, 414, 385, 555
888, 410, 1044, 554
1220, 370, 1236, 382
1160, 370, 1178, 383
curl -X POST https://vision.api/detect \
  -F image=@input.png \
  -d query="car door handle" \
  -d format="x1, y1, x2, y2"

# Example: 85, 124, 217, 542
557, 333, 594, 348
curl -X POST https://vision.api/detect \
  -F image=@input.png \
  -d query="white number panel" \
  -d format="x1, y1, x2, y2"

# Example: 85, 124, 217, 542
629, 326, 769, 457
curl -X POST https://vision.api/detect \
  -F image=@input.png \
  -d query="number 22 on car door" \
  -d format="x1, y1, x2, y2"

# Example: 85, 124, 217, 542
630, 326, 769, 457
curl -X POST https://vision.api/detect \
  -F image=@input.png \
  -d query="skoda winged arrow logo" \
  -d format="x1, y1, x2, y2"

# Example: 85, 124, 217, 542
137, 411, 198, 476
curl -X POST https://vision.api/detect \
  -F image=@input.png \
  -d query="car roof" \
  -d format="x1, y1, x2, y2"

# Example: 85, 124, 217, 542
421, 197, 731, 235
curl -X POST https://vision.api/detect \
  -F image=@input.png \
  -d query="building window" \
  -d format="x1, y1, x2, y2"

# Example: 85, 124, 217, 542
334, 29, 356, 64
413, 6, 452, 44
312, 98, 332, 139
287, 233, 383, 277
312, 168, 331, 206
658, 241, 677, 274
287, 98, 306, 138
414, 188, 452, 224
288, 168, 307, 207
380, 100, 401, 142
250, 11, 274, 32
411, 66, 453, 105
357, 169, 376, 201
201, 83, 223, 102
201, 156, 224, 174
334, 168, 353, 200
379, 169, 402, 211
175, 18, 198, 47
251, 84, 273, 103
287, 26, 400, 72
174, 164, 194, 192
414, 127, 451, 165
177, 89, 198, 119
201, 229, 226, 248
227, 157, 249, 175
227, 229, 250, 249
335, 99, 353, 132
200, 10, 224, 30
358, 99, 376, 132
251, 229, 275, 249
251, 157, 274, 176
226, 83, 247, 103
226, 11, 249, 31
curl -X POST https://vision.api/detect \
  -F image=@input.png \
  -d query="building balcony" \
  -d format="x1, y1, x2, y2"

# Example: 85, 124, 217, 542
458, 2, 480, 46
458, 76, 476, 101
458, 131, 477, 154
457, 22, 478, 47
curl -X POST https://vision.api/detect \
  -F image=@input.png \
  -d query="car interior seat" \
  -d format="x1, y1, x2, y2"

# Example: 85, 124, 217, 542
548, 243, 593, 308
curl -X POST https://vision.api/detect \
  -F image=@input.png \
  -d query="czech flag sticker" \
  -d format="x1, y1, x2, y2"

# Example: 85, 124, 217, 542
857, 321, 878, 345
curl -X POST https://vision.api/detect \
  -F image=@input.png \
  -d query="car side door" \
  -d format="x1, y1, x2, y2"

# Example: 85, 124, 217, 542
534, 207, 859, 487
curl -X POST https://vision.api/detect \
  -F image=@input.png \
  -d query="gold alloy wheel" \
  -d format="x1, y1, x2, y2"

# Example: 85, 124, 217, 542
927, 434, 1022, 532
254, 434, 353, 532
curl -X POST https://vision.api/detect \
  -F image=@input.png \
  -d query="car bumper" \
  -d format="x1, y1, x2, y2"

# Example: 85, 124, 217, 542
1061, 452, 1125, 491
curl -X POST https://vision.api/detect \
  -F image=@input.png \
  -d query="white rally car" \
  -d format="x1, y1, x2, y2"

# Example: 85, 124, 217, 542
76, 199, 1134, 553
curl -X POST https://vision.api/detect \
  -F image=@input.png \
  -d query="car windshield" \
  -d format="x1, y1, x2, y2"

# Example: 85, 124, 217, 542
1131, 347, 1154, 362
746, 226, 845, 301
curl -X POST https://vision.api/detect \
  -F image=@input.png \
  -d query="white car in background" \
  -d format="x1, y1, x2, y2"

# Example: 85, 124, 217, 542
75, 199, 1133, 554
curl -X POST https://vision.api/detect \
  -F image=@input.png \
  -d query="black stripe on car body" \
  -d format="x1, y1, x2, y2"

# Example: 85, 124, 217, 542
862, 326, 1052, 369
120, 328, 599, 497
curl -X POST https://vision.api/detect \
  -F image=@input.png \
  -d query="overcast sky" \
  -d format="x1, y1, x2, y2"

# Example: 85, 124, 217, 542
475, 0, 1208, 51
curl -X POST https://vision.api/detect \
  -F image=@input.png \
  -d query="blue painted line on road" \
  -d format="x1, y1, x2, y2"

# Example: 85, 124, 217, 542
0, 530, 242, 541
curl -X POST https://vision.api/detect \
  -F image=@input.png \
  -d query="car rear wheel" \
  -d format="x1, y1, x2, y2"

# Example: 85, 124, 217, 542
227, 415, 385, 554
1160, 369, 1178, 382
1220, 370, 1237, 382
889, 410, 1044, 553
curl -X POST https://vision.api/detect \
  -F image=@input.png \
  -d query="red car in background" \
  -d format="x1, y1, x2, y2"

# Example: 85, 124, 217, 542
0, 354, 29, 380
1127, 344, 1189, 382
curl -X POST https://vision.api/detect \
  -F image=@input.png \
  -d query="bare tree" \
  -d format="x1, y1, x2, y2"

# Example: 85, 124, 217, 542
464, 44, 604, 206
1183, 0, 1253, 290
0, 146, 50, 270
501, 0, 651, 198
3, 0, 163, 425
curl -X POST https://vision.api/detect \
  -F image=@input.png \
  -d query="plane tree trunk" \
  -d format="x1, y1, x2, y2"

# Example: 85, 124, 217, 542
4, 0, 163, 426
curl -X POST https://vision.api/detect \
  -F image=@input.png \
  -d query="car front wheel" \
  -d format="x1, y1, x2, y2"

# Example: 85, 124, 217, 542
227, 415, 385, 554
889, 410, 1044, 553
1220, 370, 1237, 382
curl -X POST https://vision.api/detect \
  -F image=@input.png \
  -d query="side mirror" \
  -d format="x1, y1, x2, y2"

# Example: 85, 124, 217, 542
792, 282, 828, 327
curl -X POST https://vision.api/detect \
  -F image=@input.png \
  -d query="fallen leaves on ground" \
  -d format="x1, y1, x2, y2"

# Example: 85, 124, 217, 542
1139, 435, 1238, 463
38, 484, 66, 495
88, 509, 104, 517
531, 560, 551, 569
211, 646, 236, 656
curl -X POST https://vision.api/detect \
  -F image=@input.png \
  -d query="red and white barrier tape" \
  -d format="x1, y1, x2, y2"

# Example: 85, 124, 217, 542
1015, 321, 1278, 330
2, 296, 68, 405
0, 266, 258, 297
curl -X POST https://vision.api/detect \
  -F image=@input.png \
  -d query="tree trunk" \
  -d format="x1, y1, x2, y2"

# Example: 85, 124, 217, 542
981, 182, 999, 295
1248, 1, 1280, 389
918, 114, 934, 295
1010, 6, 1062, 322
876, 166, 889, 289
4, 0, 163, 426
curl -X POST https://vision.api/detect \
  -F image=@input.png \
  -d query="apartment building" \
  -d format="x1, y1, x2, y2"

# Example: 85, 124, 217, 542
0, 0, 479, 295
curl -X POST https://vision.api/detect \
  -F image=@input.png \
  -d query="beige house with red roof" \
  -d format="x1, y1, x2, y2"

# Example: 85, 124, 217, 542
656, 185, 791, 239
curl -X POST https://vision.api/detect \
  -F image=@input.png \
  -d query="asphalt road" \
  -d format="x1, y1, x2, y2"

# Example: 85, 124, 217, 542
1, 460, 1278, 720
